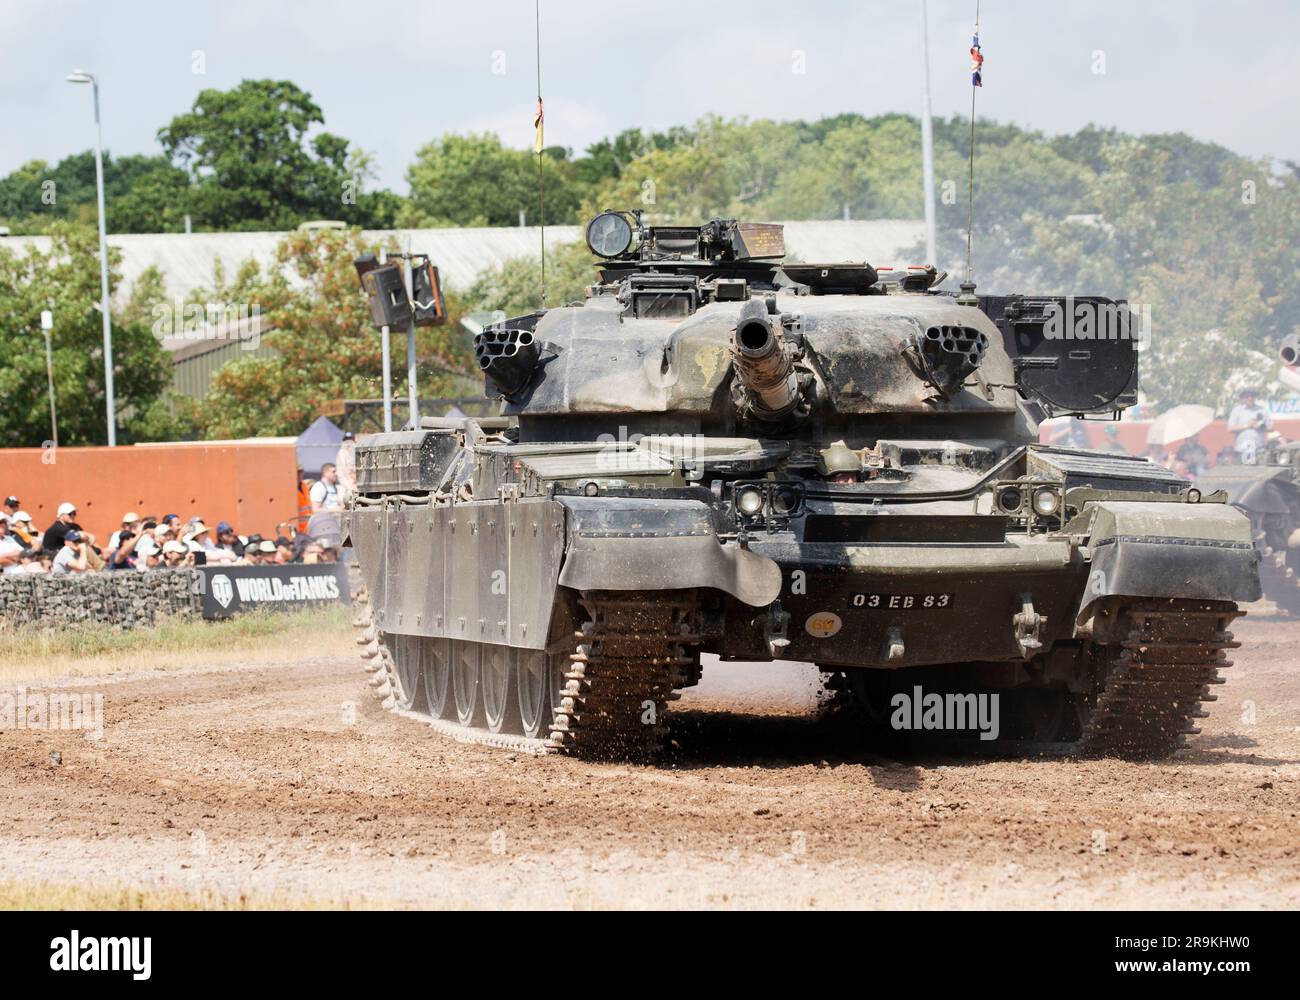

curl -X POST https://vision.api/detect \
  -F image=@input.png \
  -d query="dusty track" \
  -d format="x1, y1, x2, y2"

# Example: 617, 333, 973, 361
2, 613, 1297, 909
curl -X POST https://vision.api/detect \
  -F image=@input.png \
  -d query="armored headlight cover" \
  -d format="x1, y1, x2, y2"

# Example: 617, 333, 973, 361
770, 486, 800, 515
996, 485, 1024, 513
1032, 487, 1061, 516
735, 486, 765, 518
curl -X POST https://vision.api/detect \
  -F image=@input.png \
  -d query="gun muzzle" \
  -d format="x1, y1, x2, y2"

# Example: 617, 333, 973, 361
731, 299, 800, 420
1281, 333, 1300, 368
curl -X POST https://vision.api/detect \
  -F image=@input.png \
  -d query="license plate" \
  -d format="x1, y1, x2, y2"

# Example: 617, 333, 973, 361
851, 592, 954, 610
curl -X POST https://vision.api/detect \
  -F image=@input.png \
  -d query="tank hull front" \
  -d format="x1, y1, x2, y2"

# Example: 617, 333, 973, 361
721, 534, 1088, 668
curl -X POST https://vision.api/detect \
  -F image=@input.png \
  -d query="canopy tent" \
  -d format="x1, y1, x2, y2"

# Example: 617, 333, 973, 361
296, 415, 345, 477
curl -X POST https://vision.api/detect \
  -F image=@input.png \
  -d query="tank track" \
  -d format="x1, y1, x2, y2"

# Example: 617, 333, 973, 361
351, 585, 699, 759
550, 591, 699, 757
1253, 529, 1300, 615
1074, 599, 1240, 757
824, 597, 1241, 759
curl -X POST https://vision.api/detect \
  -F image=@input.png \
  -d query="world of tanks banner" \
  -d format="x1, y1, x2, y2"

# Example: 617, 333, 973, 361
195, 564, 351, 619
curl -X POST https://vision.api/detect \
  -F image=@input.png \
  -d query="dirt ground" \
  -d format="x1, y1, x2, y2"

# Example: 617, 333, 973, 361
2, 608, 1297, 910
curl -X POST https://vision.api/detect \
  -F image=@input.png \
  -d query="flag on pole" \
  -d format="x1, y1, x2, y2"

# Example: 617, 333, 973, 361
534, 97, 545, 154
970, 33, 983, 87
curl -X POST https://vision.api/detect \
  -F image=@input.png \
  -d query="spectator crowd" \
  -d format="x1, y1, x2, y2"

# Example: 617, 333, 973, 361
0, 462, 347, 577
1046, 388, 1283, 480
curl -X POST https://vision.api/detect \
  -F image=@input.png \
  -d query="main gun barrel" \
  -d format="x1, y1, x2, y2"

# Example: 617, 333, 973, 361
730, 299, 801, 420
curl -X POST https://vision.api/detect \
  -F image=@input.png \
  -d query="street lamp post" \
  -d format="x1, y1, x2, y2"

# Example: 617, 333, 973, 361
67, 69, 116, 447
40, 309, 59, 451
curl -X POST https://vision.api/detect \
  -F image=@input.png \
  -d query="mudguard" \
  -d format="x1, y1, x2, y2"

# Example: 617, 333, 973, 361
1075, 500, 1261, 623
556, 496, 782, 607
1196, 464, 1297, 514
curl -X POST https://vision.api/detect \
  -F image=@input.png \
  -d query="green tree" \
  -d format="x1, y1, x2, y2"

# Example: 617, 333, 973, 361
158, 79, 396, 231
404, 133, 583, 227
583, 117, 804, 223
573, 126, 693, 186
464, 240, 598, 319
197, 229, 478, 438
761, 116, 925, 220
0, 152, 192, 234
0, 225, 170, 446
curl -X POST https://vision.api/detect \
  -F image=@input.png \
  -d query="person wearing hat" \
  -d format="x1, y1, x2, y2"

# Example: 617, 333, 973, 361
42, 502, 83, 554
1228, 388, 1274, 464
183, 520, 215, 553
133, 522, 168, 568
8, 511, 37, 549
3, 496, 19, 519
216, 521, 246, 558
258, 539, 277, 559
0, 517, 24, 572
52, 529, 90, 574
160, 539, 190, 569
106, 522, 144, 570
108, 512, 141, 553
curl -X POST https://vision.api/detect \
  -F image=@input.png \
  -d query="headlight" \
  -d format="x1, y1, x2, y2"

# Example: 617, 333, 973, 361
771, 485, 801, 515
1032, 488, 1061, 516
735, 486, 765, 518
996, 485, 1023, 513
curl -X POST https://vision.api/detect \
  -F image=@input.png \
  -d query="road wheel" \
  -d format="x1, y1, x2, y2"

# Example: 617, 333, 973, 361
422, 637, 453, 719
517, 650, 552, 738
387, 634, 420, 711
452, 639, 481, 727
482, 645, 519, 734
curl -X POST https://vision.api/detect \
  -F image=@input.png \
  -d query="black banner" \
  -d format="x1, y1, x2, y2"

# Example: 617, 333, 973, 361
0, 910, 1283, 985
195, 564, 351, 619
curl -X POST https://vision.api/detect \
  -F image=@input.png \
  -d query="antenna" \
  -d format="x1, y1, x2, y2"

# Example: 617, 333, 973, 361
958, 0, 982, 306
919, 0, 937, 268
534, 0, 547, 309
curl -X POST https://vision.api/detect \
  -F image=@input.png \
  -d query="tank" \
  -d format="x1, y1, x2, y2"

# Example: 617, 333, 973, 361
1197, 336, 1300, 614
345, 212, 1262, 759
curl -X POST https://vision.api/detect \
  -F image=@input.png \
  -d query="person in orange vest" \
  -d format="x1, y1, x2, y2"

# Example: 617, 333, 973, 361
295, 467, 313, 535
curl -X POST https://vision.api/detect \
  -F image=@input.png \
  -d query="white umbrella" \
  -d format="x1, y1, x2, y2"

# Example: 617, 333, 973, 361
1146, 404, 1215, 446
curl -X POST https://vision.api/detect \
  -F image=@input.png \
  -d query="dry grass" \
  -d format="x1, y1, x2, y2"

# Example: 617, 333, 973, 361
0, 606, 353, 684
0, 879, 387, 910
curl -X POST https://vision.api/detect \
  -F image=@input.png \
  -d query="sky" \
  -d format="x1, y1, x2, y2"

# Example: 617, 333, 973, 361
3, 0, 1298, 193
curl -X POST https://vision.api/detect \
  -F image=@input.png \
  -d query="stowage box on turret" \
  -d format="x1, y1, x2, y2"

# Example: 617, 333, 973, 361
346, 211, 1261, 758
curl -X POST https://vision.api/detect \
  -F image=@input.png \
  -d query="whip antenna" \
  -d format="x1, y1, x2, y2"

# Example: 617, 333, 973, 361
959, 1, 983, 305
534, 0, 547, 309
